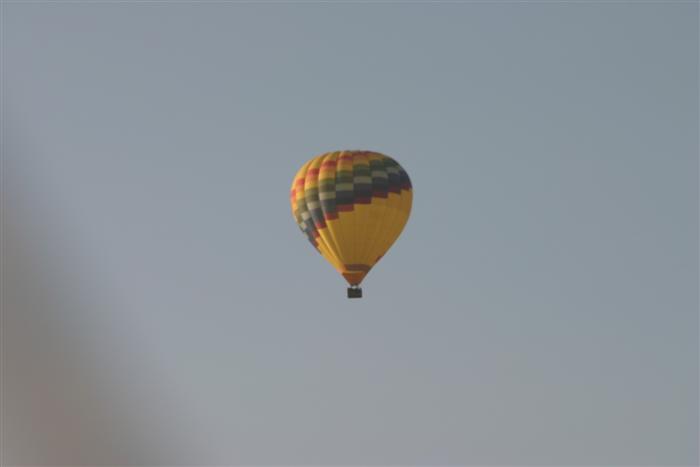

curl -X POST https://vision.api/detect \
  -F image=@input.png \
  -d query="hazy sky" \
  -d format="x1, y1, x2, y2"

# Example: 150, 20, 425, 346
2, 2, 698, 465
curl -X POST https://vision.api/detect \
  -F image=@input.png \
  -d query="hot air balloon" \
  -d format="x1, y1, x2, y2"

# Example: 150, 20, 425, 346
290, 150, 412, 298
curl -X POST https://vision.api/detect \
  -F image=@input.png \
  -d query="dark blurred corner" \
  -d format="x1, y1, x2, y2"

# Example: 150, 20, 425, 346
1, 129, 193, 466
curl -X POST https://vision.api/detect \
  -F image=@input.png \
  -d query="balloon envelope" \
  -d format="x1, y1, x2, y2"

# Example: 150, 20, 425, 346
290, 150, 412, 286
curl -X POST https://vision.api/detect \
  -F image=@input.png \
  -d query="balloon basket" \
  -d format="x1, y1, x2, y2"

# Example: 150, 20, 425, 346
347, 286, 362, 299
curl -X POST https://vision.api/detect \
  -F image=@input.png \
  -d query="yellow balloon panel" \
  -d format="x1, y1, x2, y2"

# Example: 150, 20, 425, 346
290, 150, 412, 285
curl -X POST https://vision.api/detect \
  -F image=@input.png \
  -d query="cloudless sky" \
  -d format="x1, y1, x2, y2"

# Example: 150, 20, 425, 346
3, 2, 698, 465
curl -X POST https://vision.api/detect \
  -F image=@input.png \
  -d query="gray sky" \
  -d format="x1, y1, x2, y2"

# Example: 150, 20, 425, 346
2, 2, 698, 465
